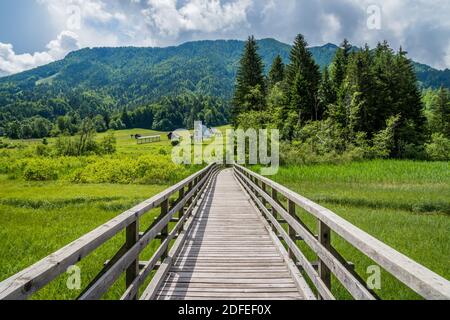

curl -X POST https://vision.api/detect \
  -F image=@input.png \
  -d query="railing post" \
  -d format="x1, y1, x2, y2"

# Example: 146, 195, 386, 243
193, 176, 200, 205
271, 188, 278, 232
187, 181, 194, 206
288, 200, 297, 262
271, 189, 278, 219
160, 199, 169, 260
261, 182, 267, 208
319, 221, 332, 293
125, 218, 139, 300
178, 187, 185, 222
250, 175, 257, 194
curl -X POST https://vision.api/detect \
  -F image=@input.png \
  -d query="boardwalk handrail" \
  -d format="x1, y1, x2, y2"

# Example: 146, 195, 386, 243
0, 163, 217, 300
233, 164, 450, 300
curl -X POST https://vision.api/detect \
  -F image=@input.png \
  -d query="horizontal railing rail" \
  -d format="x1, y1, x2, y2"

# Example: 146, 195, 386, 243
0, 164, 218, 300
233, 164, 450, 300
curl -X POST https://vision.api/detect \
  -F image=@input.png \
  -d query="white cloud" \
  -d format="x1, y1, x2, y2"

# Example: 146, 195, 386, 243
252, 0, 450, 69
0, 31, 79, 76
47, 31, 81, 59
142, 0, 252, 38
2, 0, 450, 76
38, 0, 126, 25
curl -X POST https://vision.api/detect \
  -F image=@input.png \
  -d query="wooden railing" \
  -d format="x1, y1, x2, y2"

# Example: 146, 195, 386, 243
233, 164, 450, 300
0, 164, 218, 300
137, 135, 161, 145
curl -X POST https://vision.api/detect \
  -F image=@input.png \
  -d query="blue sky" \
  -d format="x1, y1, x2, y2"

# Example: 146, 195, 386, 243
1, 0, 449, 76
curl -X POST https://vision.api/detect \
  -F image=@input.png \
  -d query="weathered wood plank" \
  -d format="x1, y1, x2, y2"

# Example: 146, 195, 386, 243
235, 164, 450, 300
150, 169, 309, 301
235, 168, 375, 300
120, 170, 217, 300
235, 171, 334, 300
78, 170, 214, 300
160, 282, 297, 289
0, 164, 215, 300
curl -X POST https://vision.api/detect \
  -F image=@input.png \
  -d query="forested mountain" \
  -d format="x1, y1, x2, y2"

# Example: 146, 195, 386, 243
0, 38, 449, 138
1, 39, 448, 103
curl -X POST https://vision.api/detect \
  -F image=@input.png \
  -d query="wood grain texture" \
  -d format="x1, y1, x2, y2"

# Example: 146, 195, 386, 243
234, 164, 450, 300
0, 164, 215, 300
149, 169, 308, 301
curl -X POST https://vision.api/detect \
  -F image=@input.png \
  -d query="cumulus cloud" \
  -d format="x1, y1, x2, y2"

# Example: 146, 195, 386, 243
0, 31, 79, 76
38, 0, 126, 25
1, 0, 449, 76
142, 0, 251, 36
250, 0, 450, 69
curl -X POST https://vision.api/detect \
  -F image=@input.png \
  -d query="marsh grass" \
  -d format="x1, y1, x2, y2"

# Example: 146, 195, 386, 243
255, 160, 450, 300
0, 179, 169, 300
1, 130, 448, 300
0, 129, 200, 299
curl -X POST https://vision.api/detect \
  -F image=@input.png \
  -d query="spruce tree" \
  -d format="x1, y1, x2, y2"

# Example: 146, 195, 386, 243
344, 46, 375, 136
371, 41, 396, 133
327, 40, 354, 130
330, 39, 352, 103
285, 34, 321, 124
232, 36, 266, 122
389, 47, 427, 156
432, 88, 450, 138
318, 67, 335, 117
268, 55, 285, 88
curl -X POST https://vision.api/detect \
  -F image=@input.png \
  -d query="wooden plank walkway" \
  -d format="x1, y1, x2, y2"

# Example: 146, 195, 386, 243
1, 164, 449, 300
154, 169, 309, 300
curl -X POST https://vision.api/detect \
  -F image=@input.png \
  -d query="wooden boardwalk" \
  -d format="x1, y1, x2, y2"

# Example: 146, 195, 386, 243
1, 164, 449, 301
153, 170, 311, 300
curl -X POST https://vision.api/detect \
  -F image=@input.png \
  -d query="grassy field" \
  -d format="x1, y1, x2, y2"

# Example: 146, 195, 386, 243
0, 129, 195, 299
258, 160, 450, 300
0, 130, 448, 300
0, 178, 168, 299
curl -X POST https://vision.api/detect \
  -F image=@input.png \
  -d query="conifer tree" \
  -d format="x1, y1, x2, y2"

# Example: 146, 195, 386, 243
318, 67, 334, 117
329, 39, 352, 104
232, 36, 266, 122
389, 47, 427, 156
327, 40, 353, 129
285, 34, 321, 124
268, 55, 285, 88
431, 88, 450, 138
371, 41, 396, 132
344, 46, 374, 136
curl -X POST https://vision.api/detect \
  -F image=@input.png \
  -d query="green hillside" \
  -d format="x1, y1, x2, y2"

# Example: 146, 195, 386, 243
0, 38, 449, 136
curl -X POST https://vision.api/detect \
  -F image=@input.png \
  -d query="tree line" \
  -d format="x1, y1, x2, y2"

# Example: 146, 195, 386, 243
233, 35, 450, 162
1, 93, 230, 139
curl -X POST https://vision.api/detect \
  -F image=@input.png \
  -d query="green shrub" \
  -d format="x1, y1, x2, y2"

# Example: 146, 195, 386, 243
369, 115, 400, 159
35, 144, 50, 156
158, 148, 169, 156
55, 136, 78, 156
98, 132, 116, 155
23, 159, 59, 181
54, 123, 116, 156
425, 133, 450, 161
236, 111, 274, 130
71, 155, 190, 185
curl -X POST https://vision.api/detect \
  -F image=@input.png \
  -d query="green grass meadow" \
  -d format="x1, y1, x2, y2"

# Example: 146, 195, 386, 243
257, 160, 449, 300
0, 130, 448, 300
0, 129, 190, 299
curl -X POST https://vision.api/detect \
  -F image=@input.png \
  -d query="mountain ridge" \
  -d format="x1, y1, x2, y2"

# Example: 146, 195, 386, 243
2, 38, 449, 82
0, 39, 448, 113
